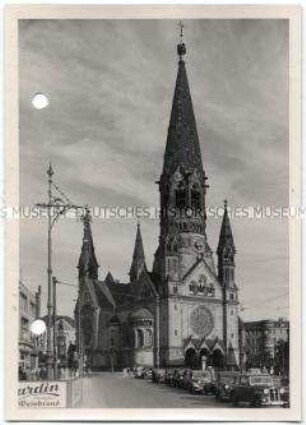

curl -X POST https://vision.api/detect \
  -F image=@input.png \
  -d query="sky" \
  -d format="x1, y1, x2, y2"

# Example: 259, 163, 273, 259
19, 19, 289, 322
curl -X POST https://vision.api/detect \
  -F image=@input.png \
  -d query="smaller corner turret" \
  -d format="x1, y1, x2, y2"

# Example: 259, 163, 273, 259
129, 222, 147, 284
77, 207, 99, 280
217, 200, 236, 287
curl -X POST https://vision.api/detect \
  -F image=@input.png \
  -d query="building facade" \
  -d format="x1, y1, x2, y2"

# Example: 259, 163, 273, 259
41, 315, 76, 366
75, 36, 240, 371
241, 318, 289, 373
19, 281, 41, 369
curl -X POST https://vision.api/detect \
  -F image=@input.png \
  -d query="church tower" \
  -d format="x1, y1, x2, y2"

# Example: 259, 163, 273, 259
129, 222, 147, 284
217, 200, 240, 368
78, 208, 99, 280
153, 27, 213, 285
217, 200, 236, 287
153, 26, 223, 367
76, 208, 100, 361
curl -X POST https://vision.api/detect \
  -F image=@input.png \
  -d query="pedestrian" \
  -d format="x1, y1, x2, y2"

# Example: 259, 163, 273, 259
18, 366, 26, 381
84, 360, 90, 376
73, 358, 79, 377
39, 365, 47, 380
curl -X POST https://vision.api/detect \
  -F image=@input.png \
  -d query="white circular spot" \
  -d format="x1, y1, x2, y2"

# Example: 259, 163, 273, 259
30, 319, 46, 335
32, 93, 49, 110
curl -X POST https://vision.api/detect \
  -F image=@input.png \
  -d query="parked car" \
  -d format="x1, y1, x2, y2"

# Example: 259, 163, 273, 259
185, 370, 216, 395
165, 369, 175, 386
172, 369, 185, 388
157, 369, 167, 384
182, 369, 193, 390
152, 368, 158, 383
152, 368, 167, 384
215, 371, 241, 402
143, 368, 153, 380
247, 368, 262, 375
134, 366, 145, 379
230, 374, 287, 407
168, 369, 178, 387
273, 376, 290, 408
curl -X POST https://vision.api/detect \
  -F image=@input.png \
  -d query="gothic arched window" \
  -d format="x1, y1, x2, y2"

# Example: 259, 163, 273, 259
144, 329, 153, 347
191, 184, 201, 211
136, 329, 144, 348
176, 183, 187, 209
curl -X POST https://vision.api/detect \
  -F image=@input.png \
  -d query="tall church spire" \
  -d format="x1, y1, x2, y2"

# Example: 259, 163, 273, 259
78, 208, 99, 279
162, 24, 203, 177
153, 24, 210, 281
129, 222, 146, 283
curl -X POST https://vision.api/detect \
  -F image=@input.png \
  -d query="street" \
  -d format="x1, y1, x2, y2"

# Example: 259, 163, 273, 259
79, 372, 228, 408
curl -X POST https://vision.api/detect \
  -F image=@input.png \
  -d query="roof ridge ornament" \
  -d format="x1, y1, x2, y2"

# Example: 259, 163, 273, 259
177, 20, 186, 62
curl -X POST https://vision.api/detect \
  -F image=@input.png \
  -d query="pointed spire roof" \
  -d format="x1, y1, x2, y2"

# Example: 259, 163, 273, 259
129, 222, 146, 283
162, 35, 203, 176
78, 208, 99, 279
105, 271, 115, 285
217, 200, 235, 254
132, 222, 146, 263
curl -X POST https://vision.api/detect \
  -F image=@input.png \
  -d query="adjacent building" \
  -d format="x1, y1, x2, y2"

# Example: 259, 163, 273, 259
19, 281, 41, 369
241, 318, 289, 373
75, 35, 240, 371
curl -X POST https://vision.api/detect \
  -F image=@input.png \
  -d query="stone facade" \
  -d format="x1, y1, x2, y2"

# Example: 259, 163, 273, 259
240, 318, 289, 373
19, 281, 41, 369
75, 37, 240, 371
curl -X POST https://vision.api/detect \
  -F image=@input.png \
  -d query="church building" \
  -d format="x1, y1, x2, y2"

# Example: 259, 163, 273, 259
75, 33, 240, 371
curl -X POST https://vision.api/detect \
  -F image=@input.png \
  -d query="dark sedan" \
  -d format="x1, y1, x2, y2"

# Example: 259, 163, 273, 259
215, 371, 241, 402
230, 374, 287, 407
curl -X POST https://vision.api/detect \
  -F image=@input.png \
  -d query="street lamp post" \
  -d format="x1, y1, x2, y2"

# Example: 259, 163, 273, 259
36, 163, 83, 380
155, 294, 160, 370
46, 164, 53, 380
52, 277, 58, 380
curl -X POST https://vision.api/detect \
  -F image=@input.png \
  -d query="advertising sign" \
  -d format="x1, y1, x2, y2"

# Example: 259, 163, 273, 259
18, 381, 67, 408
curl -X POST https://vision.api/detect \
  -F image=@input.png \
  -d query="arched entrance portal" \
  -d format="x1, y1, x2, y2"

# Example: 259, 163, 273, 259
185, 348, 197, 369
212, 349, 224, 369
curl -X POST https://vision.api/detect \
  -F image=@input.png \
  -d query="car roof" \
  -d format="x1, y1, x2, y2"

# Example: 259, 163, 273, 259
218, 371, 241, 376
241, 373, 272, 378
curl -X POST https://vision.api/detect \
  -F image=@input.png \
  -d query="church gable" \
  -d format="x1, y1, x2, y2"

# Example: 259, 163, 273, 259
181, 259, 222, 299
95, 280, 116, 310
135, 270, 157, 300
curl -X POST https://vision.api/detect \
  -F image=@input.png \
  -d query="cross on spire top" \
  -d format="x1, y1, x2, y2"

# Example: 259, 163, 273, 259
47, 161, 54, 177
177, 20, 186, 61
179, 20, 184, 40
